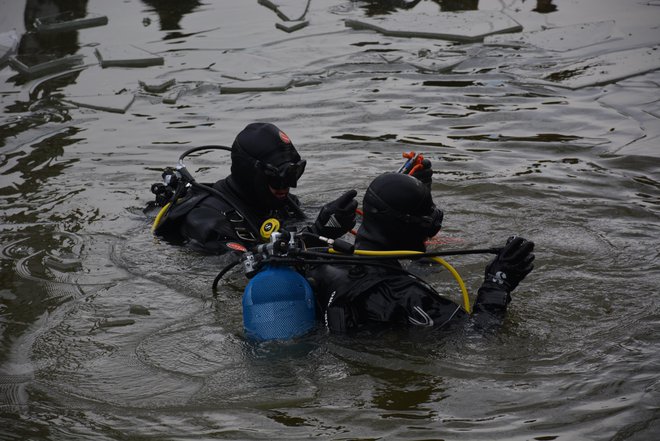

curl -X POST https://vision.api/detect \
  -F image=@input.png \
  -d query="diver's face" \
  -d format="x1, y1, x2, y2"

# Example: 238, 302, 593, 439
269, 186, 290, 200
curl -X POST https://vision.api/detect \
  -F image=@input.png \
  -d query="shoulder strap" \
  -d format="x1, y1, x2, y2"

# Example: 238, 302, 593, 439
190, 181, 264, 240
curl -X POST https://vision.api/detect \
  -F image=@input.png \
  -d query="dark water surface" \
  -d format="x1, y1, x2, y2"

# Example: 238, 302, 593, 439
1, 0, 659, 440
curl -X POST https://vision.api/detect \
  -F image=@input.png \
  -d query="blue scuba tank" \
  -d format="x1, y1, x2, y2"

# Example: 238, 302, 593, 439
242, 265, 315, 341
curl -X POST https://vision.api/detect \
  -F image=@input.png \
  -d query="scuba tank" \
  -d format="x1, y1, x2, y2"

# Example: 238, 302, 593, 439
240, 230, 315, 341
243, 265, 315, 341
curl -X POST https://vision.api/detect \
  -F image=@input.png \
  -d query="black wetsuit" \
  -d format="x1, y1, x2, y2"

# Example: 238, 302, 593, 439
155, 175, 305, 253
151, 122, 361, 254
152, 122, 316, 253
301, 172, 531, 334
306, 261, 511, 333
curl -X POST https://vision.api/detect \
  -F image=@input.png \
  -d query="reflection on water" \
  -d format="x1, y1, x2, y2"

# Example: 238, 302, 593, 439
13, 0, 87, 90
19, 0, 88, 58
357, 0, 423, 16
357, 0, 481, 15
0, 0, 659, 439
532, 0, 557, 14
440, 0, 479, 12
141, 0, 202, 38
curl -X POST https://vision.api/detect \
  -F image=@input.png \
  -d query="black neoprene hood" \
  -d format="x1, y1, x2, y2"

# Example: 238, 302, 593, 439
231, 122, 301, 168
365, 172, 435, 216
357, 172, 443, 251
229, 122, 303, 208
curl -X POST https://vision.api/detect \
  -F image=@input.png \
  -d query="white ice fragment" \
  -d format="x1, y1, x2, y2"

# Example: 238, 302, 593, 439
221, 77, 293, 93
95, 45, 163, 68
484, 21, 618, 52
9, 53, 84, 78
33, 12, 108, 33
139, 77, 176, 93
544, 46, 660, 89
162, 87, 184, 104
407, 56, 467, 73
276, 20, 309, 33
63, 94, 136, 113
345, 11, 522, 42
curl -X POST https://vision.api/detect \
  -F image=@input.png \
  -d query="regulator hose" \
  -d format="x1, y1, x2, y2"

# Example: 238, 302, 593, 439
212, 259, 242, 292
330, 248, 473, 313
151, 202, 170, 233
151, 181, 188, 232
212, 242, 500, 313
178, 145, 232, 163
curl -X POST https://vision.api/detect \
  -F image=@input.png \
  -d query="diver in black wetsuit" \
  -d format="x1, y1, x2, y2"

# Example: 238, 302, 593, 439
305, 172, 535, 333
151, 122, 359, 253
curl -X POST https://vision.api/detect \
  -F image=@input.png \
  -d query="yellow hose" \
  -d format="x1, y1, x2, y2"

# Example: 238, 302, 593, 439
151, 202, 171, 233
331, 248, 472, 314
428, 256, 471, 314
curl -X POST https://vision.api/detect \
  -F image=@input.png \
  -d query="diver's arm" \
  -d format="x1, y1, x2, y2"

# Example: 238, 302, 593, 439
180, 206, 240, 254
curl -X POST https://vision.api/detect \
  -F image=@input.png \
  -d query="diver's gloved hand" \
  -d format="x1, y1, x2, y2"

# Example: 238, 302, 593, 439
311, 190, 358, 239
483, 236, 535, 293
474, 236, 535, 312
411, 159, 433, 188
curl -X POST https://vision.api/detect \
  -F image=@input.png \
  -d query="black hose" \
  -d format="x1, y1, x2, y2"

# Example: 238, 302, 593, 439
179, 145, 232, 162
209, 220, 500, 294
294, 248, 500, 261
426, 248, 500, 257
212, 259, 242, 294
251, 256, 421, 275
211, 254, 414, 294
210, 247, 499, 295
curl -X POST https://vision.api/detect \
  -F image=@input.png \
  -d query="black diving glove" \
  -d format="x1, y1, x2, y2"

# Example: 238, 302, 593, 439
411, 159, 433, 188
475, 236, 535, 311
483, 236, 535, 293
310, 189, 358, 239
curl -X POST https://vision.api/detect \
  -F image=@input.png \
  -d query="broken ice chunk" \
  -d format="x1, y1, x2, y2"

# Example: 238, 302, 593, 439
484, 21, 618, 52
9, 53, 84, 78
63, 94, 136, 113
345, 11, 522, 43
139, 77, 176, 93
95, 45, 164, 68
33, 11, 108, 33
221, 77, 293, 93
543, 46, 660, 89
276, 20, 309, 33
